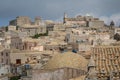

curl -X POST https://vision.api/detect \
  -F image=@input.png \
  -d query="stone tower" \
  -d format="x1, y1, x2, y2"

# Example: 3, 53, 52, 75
35, 17, 41, 25
110, 20, 115, 29
109, 20, 115, 39
63, 13, 67, 24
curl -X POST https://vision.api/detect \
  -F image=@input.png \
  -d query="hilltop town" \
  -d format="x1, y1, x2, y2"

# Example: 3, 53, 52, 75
0, 13, 120, 80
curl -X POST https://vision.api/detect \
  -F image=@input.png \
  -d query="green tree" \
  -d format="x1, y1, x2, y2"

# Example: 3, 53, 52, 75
5, 26, 8, 32
114, 33, 120, 41
16, 26, 19, 30
31, 30, 48, 39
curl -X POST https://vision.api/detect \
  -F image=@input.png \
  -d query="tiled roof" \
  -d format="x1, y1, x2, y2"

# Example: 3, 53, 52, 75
91, 46, 120, 78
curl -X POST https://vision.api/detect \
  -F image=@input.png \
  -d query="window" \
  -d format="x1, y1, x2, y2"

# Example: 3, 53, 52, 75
1, 58, 3, 63
28, 30, 30, 32
6, 53, 8, 56
16, 59, 21, 64
83, 31, 85, 34
1, 52, 3, 56
6, 59, 8, 64
41, 28, 43, 32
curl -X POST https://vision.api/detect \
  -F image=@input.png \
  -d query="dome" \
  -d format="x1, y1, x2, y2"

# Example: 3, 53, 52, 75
43, 52, 88, 70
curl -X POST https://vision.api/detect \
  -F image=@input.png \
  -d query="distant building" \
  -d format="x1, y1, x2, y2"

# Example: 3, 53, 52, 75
10, 50, 53, 65
22, 38, 39, 50
19, 24, 46, 36
0, 46, 10, 65
91, 33, 116, 46
63, 13, 104, 28
8, 25, 16, 31
110, 20, 115, 29
3, 31, 23, 50
46, 24, 54, 31
88, 20, 104, 28
114, 27, 120, 34
34, 17, 42, 25
63, 13, 87, 27
10, 50, 41, 65
65, 28, 90, 43
53, 23, 65, 31
9, 16, 31, 26
45, 20, 55, 31
9, 16, 47, 36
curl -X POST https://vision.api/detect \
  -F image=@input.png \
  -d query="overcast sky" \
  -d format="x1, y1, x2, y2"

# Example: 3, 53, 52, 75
0, 0, 120, 26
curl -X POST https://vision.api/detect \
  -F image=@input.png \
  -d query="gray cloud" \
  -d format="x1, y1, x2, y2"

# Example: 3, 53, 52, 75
0, 0, 120, 26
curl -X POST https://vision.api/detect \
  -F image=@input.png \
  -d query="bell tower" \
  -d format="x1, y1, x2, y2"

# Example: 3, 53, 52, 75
110, 20, 115, 29
63, 13, 67, 24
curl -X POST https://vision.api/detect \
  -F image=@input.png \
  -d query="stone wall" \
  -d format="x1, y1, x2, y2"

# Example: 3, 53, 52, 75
32, 68, 86, 80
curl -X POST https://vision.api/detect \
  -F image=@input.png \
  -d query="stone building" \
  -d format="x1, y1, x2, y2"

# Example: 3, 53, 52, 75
0, 37, 5, 45
114, 27, 120, 34
45, 20, 55, 31
9, 16, 45, 26
34, 17, 42, 25
10, 49, 54, 65
22, 38, 40, 50
10, 50, 41, 65
63, 13, 87, 27
3, 31, 23, 50
9, 16, 47, 36
65, 28, 90, 43
0, 46, 10, 65
63, 13, 104, 28
31, 52, 88, 80
18, 24, 46, 36
53, 23, 66, 31
88, 20, 104, 28
32, 67, 86, 80
91, 33, 116, 46
9, 16, 31, 26
8, 25, 17, 31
